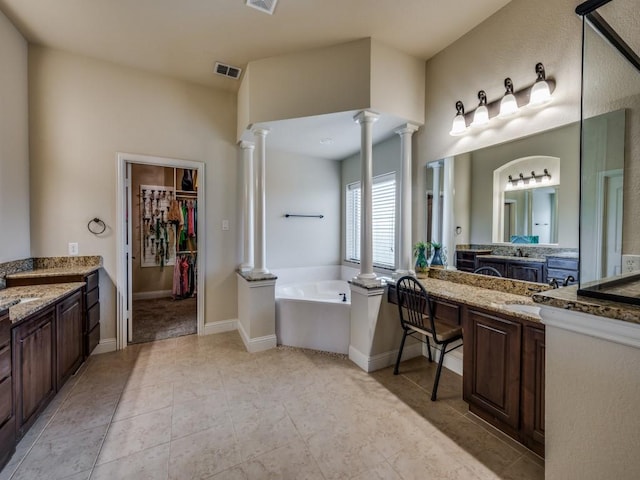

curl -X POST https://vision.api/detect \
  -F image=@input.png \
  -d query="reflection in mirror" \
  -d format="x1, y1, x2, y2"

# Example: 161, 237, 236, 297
503, 186, 558, 243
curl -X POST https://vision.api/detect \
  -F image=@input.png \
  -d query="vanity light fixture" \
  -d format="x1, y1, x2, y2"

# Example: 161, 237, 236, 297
529, 63, 552, 107
498, 78, 519, 118
449, 101, 467, 136
449, 63, 555, 136
471, 91, 489, 127
507, 169, 552, 189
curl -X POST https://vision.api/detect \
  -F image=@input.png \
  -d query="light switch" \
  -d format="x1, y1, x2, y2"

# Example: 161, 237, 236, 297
222, 220, 229, 231
68, 242, 79, 256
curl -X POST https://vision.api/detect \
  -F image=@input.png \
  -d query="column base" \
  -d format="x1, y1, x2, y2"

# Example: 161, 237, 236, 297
239, 263, 253, 273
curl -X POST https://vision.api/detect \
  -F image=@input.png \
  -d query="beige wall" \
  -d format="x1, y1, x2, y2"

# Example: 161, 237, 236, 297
546, 323, 640, 480
416, 0, 584, 245
0, 10, 30, 263
265, 149, 341, 268
28, 46, 238, 340
237, 38, 371, 139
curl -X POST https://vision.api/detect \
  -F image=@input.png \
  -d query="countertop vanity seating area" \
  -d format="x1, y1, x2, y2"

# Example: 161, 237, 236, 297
388, 268, 551, 457
0, 256, 101, 469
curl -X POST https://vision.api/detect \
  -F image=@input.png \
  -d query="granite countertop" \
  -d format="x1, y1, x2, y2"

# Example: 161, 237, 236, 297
477, 254, 546, 263
6, 265, 100, 279
0, 283, 85, 324
533, 284, 640, 324
414, 276, 542, 323
455, 248, 493, 253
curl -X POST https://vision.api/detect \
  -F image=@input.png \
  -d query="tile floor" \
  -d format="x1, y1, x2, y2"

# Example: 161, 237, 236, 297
0, 332, 544, 479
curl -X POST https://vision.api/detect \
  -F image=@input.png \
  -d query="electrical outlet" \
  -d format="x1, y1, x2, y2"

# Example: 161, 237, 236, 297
622, 255, 640, 273
222, 220, 229, 231
68, 242, 79, 256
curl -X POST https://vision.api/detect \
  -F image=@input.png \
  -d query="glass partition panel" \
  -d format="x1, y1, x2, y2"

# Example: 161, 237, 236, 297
578, 0, 640, 304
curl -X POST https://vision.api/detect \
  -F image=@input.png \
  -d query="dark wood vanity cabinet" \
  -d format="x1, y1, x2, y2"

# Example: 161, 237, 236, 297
455, 250, 493, 272
463, 308, 522, 433
12, 306, 56, 439
546, 256, 579, 286
522, 325, 545, 457
0, 310, 14, 470
476, 257, 546, 282
56, 291, 84, 388
463, 306, 546, 456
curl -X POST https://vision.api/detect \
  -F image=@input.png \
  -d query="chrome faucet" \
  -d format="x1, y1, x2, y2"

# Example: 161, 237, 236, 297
549, 278, 559, 289
517, 248, 524, 257
339, 293, 347, 302
563, 275, 575, 287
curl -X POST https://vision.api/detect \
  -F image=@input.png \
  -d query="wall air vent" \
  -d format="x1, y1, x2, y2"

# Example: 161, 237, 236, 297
214, 62, 242, 80
246, 0, 278, 15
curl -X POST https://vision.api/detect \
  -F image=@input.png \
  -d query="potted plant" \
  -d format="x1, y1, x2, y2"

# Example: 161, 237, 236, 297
430, 241, 445, 267
413, 241, 431, 276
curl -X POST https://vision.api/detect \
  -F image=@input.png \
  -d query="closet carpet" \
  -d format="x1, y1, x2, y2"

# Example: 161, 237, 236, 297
131, 297, 197, 344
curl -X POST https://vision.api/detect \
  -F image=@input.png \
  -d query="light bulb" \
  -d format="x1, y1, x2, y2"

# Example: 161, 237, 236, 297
449, 100, 467, 136
471, 90, 489, 127
498, 78, 519, 118
529, 63, 552, 107
517, 174, 525, 187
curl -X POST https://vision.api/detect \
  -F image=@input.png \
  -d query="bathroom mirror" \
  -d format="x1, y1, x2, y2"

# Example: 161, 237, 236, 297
503, 186, 559, 243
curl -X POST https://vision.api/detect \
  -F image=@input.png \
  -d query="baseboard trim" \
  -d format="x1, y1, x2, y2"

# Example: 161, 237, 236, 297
91, 337, 117, 355
203, 319, 237, 336
132, 290, 172, 301
349, 342, 423, 372
237, 321, 277, 353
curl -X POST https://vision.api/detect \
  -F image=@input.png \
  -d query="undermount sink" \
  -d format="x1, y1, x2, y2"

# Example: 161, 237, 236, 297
502, 303, 541, 316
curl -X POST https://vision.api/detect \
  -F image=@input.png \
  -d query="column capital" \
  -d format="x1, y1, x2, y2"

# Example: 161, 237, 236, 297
239, 140, 255, 150
428, 160, 443, 169
395, 123, 420, 136
251, 127, 271, 137
353, 110, 380, 125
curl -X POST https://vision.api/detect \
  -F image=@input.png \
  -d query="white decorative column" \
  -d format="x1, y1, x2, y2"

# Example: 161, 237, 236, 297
353, 110, 379, 283
441, 156, 455, 268
239, 141, 255, 272
428, 161, 443, 244
252, 127, 270, 274
394, 123, 420, 277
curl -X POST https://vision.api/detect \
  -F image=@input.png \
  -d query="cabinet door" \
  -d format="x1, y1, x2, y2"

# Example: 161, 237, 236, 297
476, 259, 507, 277
508, 262, 545, 283
56, 291, 84, 387
13, 308, 56, 436
463, 309, 522, 429
522, 325, 545, 457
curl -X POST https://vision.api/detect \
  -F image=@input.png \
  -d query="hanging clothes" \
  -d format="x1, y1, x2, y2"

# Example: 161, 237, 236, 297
188, 201, 196, 237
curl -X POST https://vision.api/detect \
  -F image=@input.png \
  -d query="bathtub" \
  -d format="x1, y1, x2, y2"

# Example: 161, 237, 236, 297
275, 280, 351, 354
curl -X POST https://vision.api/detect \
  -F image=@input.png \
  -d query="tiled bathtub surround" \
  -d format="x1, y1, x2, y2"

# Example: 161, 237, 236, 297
0, 332, 544, 480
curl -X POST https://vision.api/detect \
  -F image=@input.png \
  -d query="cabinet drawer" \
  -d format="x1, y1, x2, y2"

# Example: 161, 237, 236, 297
547, 268, 579, 283
547, 257, 578, 270
0, 376, 12, 423
0, 415, 15, 468
87, 324, 100, 356
432, 299, 461, 327
87, 302, 100, 331
85, 272, 99, 292
0, 345, 10, 381
86, 287, 99, 310
0, 318, 10, 348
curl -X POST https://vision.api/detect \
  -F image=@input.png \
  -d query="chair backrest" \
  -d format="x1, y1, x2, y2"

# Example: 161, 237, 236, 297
473, 266, 503, 277
396, 275, 440, 342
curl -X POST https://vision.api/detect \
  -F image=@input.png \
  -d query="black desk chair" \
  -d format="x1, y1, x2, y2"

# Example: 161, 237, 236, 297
393, 275, 463, 401
473, 266, 503, 277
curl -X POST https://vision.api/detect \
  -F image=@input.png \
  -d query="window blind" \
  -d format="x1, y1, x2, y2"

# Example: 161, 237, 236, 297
345, 173, 396, 269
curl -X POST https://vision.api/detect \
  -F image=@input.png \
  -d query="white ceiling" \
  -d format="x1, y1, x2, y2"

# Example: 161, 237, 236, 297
0, 0, 513, 159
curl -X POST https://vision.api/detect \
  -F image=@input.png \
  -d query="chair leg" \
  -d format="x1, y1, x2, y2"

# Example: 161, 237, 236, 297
426, 337, 433, 363
431, 343, 447, 401
393, 330, 408, 375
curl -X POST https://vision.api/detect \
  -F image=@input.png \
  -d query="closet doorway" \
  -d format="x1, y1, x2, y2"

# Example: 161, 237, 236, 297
116, 153, 205, 350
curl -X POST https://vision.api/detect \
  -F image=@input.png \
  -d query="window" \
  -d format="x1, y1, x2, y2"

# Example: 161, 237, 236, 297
345, 173, 396, 269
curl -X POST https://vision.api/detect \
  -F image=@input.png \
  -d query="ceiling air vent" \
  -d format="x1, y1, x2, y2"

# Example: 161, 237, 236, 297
246, 0, 278, 15
214, 62, 242, 80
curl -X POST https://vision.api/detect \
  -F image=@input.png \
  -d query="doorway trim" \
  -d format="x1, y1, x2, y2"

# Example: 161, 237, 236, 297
116, 152, 206, 351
